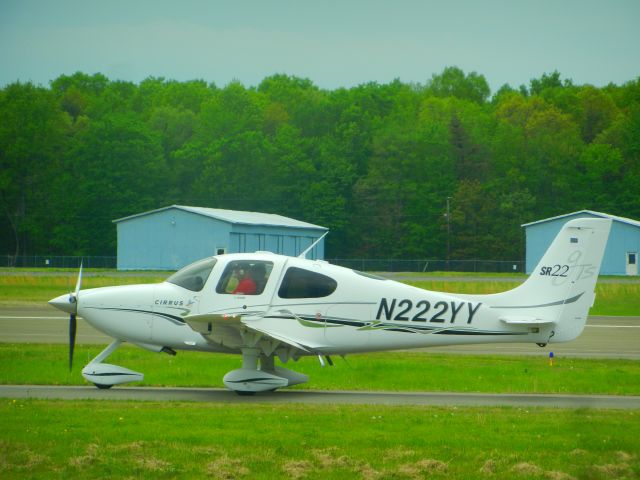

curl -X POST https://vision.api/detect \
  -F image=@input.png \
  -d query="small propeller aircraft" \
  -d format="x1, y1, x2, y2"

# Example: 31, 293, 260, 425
49, 218, 611, 395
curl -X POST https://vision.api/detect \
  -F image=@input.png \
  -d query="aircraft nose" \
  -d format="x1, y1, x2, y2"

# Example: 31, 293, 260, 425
49, 294, 76, 314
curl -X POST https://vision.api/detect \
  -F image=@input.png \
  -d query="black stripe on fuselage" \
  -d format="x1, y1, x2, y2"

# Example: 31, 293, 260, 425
490, 292, 584, 309
86, 307, 186, 325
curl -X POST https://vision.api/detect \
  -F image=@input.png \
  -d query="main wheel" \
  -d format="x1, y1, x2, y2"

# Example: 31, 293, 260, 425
94, 383, 113, 390
235, 390, 256, 396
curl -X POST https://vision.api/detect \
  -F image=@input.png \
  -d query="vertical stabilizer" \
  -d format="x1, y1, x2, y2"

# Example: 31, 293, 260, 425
489, 218, 612, 342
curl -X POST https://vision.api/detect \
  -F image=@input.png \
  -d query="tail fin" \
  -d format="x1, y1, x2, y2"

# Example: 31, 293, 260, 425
491, 218, 612, 342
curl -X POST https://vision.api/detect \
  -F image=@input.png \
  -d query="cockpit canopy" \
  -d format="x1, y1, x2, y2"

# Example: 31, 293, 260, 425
166, 255, 339, 299
166, 258, 217, 292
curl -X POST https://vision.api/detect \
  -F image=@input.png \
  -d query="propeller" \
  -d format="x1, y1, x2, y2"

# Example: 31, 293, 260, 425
68, 262, 83, 371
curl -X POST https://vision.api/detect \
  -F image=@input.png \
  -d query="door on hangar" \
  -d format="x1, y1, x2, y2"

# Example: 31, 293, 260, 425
626, 252, 638, 276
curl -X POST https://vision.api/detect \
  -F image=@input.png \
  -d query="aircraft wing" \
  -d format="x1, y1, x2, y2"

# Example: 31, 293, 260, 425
185, 312, 243, 333
184, 313, 325, 352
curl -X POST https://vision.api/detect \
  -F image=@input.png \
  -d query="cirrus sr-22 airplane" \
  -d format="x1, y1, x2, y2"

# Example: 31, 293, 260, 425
49, 218, 611, 395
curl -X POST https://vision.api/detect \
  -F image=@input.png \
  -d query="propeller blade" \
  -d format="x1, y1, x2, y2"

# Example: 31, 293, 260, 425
68, 263, 82, 371
69, 313, 77, 371
74, 261, 83, 298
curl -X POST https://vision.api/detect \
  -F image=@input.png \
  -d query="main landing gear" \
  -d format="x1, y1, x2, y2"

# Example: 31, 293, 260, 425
223, 348, 308, 395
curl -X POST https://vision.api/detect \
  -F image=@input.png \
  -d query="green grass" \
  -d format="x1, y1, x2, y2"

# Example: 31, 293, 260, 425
0, 274, 166, 304
1, 399, 638, 479
1, 344, 639, 396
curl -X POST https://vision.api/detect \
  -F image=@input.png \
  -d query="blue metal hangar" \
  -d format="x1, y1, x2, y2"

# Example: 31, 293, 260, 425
113, 205, 328, 270
523, 210, 640, 275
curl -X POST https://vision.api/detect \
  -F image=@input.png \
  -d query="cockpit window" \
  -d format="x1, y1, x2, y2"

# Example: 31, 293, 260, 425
216, 260, 274, 295
278, 267, 337, 299
166, 258, 217, 292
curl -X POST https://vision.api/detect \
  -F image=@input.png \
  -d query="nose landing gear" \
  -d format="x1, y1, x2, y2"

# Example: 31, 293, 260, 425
81, 340, 144, 389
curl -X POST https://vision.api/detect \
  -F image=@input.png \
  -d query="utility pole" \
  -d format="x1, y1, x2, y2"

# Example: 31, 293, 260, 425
446, 196, 451, 271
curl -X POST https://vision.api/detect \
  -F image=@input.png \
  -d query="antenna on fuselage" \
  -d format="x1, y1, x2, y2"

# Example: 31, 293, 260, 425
297, 231, 328, 259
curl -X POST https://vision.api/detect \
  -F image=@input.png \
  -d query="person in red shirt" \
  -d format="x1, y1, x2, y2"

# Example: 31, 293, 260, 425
232, 268, 257, 295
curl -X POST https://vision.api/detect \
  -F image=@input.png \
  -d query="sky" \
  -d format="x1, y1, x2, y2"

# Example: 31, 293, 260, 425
1, 0, 639, 93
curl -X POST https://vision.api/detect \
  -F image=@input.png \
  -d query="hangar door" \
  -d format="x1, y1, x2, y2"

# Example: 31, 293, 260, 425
230, 233, 266, 253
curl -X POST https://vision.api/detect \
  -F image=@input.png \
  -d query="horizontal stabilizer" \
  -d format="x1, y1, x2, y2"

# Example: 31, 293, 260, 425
499, 315, 555, 325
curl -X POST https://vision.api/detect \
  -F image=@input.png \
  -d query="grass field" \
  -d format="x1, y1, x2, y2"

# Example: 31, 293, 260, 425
0, 273, 167, 305
1, 400, 638, 479
1, 271, 638, 479
1, 344, 639, 396
1, 270, 639, 315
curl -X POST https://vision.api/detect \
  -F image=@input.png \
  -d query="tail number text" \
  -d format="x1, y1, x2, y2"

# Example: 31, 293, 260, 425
376, 298, 482, 324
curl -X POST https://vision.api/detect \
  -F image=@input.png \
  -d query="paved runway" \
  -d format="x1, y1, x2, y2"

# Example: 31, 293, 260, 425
2, 384, 639, 409
1, 305, 639, 359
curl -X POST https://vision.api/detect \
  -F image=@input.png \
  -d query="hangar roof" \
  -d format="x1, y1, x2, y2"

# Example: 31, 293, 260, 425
522, 210, 640, 229
113, 205, 328, 230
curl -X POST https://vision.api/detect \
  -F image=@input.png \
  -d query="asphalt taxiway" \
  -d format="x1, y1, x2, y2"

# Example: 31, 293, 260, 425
2, 385, 639, 409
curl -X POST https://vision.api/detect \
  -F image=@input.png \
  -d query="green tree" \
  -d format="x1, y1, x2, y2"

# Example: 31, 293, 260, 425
577, 86, 619, 143
425, 66, 491, 104
51, 112, 166, 254
0, 82, 69, 260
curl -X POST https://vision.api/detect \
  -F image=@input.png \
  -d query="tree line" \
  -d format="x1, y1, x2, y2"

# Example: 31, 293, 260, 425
1, 67, 639, 263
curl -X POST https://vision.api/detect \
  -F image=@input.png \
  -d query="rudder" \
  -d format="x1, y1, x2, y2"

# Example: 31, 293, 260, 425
491, 218, 612, 342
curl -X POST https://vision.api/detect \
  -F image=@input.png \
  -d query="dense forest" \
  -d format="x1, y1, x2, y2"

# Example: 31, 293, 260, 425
1, 67, 639, 262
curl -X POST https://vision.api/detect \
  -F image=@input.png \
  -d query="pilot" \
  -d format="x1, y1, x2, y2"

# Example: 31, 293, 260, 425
232, 266, 257, 295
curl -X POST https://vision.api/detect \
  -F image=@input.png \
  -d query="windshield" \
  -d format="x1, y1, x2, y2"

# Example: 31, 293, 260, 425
166, 258, 217, 292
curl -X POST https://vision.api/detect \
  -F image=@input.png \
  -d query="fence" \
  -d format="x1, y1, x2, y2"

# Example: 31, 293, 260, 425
328, 258, 525, 273
2, 255, 524, 273
1, 255, 117, 269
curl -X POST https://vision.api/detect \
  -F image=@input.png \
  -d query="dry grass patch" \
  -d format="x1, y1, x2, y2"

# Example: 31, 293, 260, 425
544, 471, 576, 480
480, 458, 497, 474
282, 459, 313, 479
206, 455, 251, 479
511, 461, 544, 476
590, 462, 633, 478
398, 458, 448, 478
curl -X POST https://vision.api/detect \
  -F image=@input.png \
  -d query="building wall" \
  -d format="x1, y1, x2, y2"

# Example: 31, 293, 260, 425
525, 212, 640, 275
116, 207, 325, 270
117, 208, 232, 270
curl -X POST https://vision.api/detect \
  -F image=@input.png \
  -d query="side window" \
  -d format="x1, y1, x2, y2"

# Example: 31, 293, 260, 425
216, 260, 273, 295
278, 267, 337, 299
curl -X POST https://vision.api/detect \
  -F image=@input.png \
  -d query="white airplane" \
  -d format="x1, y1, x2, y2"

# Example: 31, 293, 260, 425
49, 218, 611, 395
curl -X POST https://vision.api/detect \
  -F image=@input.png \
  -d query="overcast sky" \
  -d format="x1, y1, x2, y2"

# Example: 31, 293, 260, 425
1, 0, 639, 93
